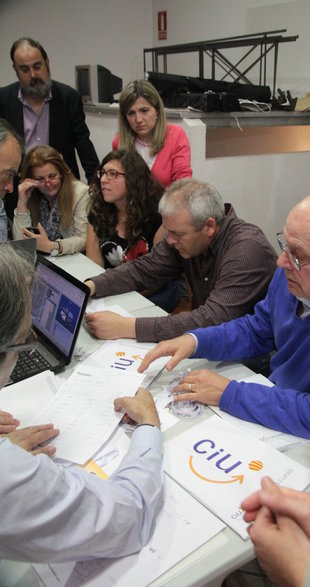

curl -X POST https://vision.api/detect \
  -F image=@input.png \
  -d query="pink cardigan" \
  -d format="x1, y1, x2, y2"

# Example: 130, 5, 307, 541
112, 124, 192, 188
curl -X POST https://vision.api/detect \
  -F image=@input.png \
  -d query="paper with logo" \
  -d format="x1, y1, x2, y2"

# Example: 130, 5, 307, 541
31, 366, 144, 464
83, 339, 168, 386
33, 475, 225, 587
164, 415, 310, 539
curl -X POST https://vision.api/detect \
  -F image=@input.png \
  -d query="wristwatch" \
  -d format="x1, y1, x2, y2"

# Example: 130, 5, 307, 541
50, 240, 61, 257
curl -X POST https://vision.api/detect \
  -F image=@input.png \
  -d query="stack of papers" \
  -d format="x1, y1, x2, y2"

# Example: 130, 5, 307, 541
31, 365, 145, 464
1, 331, 168, 465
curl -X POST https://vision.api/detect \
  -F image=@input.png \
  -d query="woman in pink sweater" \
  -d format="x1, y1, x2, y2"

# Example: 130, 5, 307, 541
112, 79, 192, 189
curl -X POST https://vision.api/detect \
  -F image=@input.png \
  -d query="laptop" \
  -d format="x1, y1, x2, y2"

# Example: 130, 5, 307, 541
7, 255, 90, 385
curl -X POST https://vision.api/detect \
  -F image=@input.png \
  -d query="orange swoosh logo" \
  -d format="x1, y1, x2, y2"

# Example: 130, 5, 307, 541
189, 455, 244, 484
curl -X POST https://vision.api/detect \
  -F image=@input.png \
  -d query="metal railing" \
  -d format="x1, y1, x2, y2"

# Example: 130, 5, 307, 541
144, 30, 298, 97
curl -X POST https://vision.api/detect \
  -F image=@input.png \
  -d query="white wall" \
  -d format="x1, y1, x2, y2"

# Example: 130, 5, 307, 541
151, 0, 310, 96
149, 0, 310, 247
0, 0, 152, 87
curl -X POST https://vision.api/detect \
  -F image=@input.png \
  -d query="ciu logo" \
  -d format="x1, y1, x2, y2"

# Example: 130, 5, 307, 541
110, 351, 143, 371
189, 438, 263, 485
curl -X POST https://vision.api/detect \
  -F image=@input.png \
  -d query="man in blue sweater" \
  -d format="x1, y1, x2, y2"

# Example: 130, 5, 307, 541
139, 195, 310, 438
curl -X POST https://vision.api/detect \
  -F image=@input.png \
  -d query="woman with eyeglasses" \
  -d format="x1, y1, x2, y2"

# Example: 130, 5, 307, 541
86, 149, 180, 312
112, 80, 192, 188
13, 145, 89, 255
87, 149, 164, 268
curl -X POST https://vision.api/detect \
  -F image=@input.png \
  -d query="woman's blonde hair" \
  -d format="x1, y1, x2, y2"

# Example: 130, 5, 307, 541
21, 145, 75, 230
118, 80, 166, 156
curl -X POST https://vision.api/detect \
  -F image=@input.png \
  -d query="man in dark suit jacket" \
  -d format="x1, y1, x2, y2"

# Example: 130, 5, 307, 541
0, 38, 99, 185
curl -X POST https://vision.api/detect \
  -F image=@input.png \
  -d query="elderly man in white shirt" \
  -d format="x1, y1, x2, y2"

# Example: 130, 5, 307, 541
0, 244, 163, 562
0, 118, 23, 241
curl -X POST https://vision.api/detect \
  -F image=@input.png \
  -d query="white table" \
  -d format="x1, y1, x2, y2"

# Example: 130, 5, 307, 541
1, 253, 309, 587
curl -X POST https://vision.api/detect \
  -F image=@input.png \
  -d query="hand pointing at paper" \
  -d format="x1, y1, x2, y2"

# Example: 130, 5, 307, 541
138, 334, 230, 407
138, 334, 196, 373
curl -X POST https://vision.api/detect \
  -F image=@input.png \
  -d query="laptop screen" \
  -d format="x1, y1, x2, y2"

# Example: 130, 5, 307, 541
31, 257, 89, 358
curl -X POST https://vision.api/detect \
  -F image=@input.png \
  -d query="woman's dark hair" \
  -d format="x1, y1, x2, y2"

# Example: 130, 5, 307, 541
88, 149, 164, 243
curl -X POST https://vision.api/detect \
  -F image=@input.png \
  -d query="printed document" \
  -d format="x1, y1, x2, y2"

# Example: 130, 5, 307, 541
164, 415, 310, 539
31, 366, 144, 464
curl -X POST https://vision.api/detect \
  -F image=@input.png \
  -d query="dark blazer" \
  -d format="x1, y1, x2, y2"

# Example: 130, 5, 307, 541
0, 80, 99, 183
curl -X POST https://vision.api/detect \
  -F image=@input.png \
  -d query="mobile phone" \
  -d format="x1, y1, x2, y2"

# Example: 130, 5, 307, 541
29, 227, 40, 235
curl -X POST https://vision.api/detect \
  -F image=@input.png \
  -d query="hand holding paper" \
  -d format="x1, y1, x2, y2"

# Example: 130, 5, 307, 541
114, 387, 160, 428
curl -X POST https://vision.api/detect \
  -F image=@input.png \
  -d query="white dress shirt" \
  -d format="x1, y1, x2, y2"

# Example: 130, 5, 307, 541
0, 425, 162, 562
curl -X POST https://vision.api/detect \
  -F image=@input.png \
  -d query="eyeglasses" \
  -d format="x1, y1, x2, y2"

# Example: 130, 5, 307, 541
4, 328, 38, 354
33, 173, 62, 185
276, 232, 310, 272
96, 169, 125, 181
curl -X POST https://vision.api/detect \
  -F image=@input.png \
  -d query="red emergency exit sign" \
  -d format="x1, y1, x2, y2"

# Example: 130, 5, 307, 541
158, 11, 167, 40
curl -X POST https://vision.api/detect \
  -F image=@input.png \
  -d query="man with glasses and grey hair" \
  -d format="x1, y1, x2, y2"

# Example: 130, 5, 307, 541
85, 179, 277, 343
139, 195, 310, 438
0, 245, 163, 561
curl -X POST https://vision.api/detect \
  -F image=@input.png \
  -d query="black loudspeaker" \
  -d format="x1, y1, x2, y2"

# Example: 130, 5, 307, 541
147, 72, 271, 112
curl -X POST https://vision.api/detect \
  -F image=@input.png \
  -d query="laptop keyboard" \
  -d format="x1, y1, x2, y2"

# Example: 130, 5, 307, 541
10, 350, 52, 384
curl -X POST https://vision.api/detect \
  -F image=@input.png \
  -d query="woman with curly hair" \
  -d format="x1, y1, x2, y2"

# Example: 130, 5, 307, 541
86, 149, 180, 311
87, 149, 165, 268
13, 145, 89, 255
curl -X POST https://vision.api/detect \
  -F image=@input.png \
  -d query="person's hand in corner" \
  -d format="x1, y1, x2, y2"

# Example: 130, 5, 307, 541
85, 311, 136, 340
242, 476, 310, 536
114, 387, 160, 429
242, 476, 310, 587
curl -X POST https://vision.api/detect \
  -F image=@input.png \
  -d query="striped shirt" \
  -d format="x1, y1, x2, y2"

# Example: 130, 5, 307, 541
91, 204, 278, 342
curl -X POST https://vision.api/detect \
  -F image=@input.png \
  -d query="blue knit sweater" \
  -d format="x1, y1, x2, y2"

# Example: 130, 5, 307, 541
190, 268, 310, 438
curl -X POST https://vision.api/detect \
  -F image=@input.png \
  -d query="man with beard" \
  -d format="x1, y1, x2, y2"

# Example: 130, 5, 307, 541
0, 38, 99, 195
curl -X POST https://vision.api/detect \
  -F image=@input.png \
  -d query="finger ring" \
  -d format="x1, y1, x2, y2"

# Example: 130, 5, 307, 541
188, 383, 191, 391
